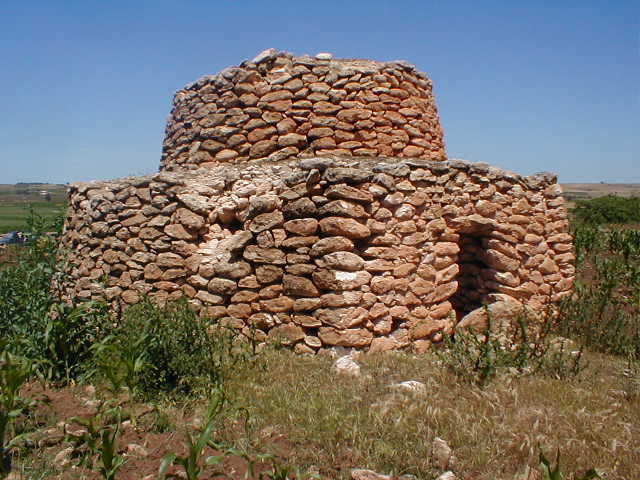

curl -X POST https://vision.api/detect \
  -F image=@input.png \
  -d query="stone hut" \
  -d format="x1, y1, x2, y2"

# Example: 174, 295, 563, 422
60, 49, 575, 353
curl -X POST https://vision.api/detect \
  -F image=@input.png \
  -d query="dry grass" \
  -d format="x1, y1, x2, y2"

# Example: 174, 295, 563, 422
226, 349, 640, 479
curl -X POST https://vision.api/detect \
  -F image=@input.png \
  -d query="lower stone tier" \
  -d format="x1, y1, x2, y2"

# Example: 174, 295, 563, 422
61, 156, 574, 353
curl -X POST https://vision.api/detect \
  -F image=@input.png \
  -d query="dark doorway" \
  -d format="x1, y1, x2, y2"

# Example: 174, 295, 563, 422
451, 233, 494, 320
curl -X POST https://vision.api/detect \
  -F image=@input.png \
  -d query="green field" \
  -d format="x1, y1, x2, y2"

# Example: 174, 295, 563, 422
0, 183, 67, 234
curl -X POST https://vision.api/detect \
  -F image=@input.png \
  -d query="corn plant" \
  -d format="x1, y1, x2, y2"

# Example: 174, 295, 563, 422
95, 332, 150, 402
65, 406, 125, 480
158, 388, 226, 480
0, 346, 34, 478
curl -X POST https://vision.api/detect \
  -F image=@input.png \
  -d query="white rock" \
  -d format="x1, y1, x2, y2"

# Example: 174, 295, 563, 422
390, 380, 426, 395
436, 472, 457, 480
333, 355, 361, 377
351, 469, 391, 480
432, 436, 456, 470
252, 48, 278, 64
54, 446, 74, 468
126, 443, 148, 457
315, 52, 333, 60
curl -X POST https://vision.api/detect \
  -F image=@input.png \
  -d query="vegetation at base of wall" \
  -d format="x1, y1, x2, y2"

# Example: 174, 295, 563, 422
95, 299, 256, 400
571, 195, 640, 226
436, 312, 585, 388
556, 222, 640, 361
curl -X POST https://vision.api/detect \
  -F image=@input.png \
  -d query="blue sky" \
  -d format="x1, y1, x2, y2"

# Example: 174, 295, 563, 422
0, 0, 637, 184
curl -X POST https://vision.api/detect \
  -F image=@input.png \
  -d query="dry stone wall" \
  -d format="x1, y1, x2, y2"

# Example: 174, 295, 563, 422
61, 156, 574, 353
160, 49, 446, 172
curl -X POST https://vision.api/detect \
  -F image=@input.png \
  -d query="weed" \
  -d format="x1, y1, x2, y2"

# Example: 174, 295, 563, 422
538, 446, 601, 480
95, 332, 150, 401
65, 405, 126, 480
556, 223, 640, 360
438, 309, 584, 387
0, 207, 112, 384
158, 388, 226, 480
106, 298, 253, 399
0, 345, 34, 477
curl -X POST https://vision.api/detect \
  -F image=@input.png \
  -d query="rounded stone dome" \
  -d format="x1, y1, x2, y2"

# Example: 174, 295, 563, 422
160, 49, 447, 171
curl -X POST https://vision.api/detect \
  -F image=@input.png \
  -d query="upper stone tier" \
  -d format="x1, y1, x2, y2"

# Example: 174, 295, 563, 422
160, 49, 447, 172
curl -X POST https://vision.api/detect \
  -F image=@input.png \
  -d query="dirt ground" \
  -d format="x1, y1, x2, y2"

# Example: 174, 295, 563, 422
12, 383, 291, 480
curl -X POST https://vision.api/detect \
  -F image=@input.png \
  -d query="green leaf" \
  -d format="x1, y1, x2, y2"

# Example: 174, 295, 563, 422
158, 452, 178, 479
576, 469, 601, 480
205, 455, 225, 465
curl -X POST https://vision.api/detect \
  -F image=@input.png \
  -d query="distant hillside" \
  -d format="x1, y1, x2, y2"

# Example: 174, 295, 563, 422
561, 183, 640, 202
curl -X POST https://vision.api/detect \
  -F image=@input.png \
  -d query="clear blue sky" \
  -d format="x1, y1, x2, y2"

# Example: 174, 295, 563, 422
0, 0, 638, 184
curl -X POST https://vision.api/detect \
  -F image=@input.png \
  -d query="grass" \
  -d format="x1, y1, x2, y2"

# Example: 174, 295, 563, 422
224, 350, 638, 479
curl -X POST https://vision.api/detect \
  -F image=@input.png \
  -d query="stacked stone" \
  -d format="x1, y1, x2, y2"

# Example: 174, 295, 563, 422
61, 156, 574, 353
160, 49, 446, 172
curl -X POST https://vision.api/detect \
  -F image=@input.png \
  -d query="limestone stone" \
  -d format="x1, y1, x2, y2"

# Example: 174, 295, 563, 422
309, 236, 354, 257
326, 184, 374, 203
227, 303, 251, 319
351, 469, 391, 480
281, 235, 319, 249
457, 294, 525, 333
255, 265, 284, 283
157, 252, 184, 268
315, 307, 368, 329
268, 324, 305, 345
318, 251, 365, 271
164, 224, 194, 240
283, 275, 320, 297
313, 269, 372, 291
283, 198, 317, 219
293, 314, 322, 327
318, 327, 373, 347
484, 249, 519, 272
321, 291, 362, 307
175, 208, 205, 230
260, 296, 294, 313
411, 319, 446, 339
319, 217, 371, 239
318, 200, 367, 218
283, 218, 318, 235
244, 246, 286, 264
250, 140, 278, 158
207, 278, 238, 295
249, 211, 284, 233
176, 193, 211, 214
278, 133, 307, 148
293, 297, 323, 311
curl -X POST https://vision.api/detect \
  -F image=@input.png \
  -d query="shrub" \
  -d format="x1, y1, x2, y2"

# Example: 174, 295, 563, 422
572, 195, 640, 226
439, 311, 584, 387
556, 222, 640, 360
101, 299, 253, 399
